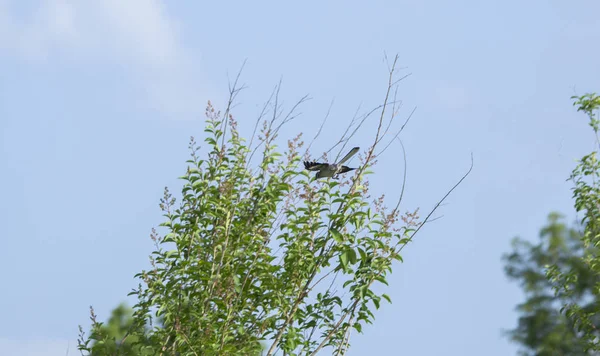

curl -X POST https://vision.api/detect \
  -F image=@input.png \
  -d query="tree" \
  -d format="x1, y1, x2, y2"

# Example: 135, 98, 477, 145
78, 304, 152, 356
503, 213, 599, 355
545, 92, 600, 352
78, 56, 470, 355
504, 92, 600, 355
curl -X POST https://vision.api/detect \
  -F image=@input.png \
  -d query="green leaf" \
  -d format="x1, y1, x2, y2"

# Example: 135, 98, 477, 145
382, 293, 392, 304
358, 247, 367, 261
165, 250, 178, 258
374, 275, 388, 286
163, 233, 177, 243
340, 252, 348, 269
192, 180, 204, 188
346, 247, 357, 265
354, 322, 363, 333
331, 228, 344, 243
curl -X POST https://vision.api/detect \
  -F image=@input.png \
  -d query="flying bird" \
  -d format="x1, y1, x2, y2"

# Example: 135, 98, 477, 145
304, 147, 359, 179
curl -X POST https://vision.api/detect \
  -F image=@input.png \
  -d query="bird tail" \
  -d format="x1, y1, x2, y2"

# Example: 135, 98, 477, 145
337, 147, 359, 165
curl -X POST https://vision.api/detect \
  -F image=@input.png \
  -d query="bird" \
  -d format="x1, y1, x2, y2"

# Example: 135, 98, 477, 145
304, 147, 359, 179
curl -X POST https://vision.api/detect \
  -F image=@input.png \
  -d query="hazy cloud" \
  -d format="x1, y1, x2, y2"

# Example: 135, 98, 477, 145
0, 0, 204, 117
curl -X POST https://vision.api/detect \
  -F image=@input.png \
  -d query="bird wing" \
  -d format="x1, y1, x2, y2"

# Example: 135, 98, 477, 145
337, 147, 359, 165
304, 161, 328, 171
316, 169, 335, 179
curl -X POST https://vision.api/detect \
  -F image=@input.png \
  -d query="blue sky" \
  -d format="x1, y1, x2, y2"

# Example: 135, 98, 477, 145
1, 0, 599, 355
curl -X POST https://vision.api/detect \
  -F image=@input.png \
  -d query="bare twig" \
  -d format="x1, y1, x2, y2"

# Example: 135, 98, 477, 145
248, 80, 310, 171
392, 138, 408, 213
306, 98, 335, 154
398, 152, 474, 254
221, 59, 248, 147
376, 107, 416, 157
248, 84, 278, 158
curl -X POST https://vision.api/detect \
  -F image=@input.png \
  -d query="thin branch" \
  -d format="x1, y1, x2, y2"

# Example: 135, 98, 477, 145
248, 80, 310, 173
273, 94, 312, 135
248, 84, 278, 158
309, 298, 360, 356
306, 98, 335, 154
392, 138, 408, 213
323, 99, 402, 163
221, 59, 248, 147
376, 107, 416, 157
337, 314, 354, 356
178, 329, 200, 356
398, 152, 474, 254
378, 85, 401, 143
391, 72, 412, 87
426, 215, 444, 223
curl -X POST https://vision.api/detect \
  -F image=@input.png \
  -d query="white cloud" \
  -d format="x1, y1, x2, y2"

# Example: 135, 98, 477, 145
0, 338, 76, 356
0, 0, 205, 117
0, 0, 77, 59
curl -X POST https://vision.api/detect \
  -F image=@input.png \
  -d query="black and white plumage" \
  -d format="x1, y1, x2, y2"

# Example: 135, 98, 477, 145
304, 147, 359, 179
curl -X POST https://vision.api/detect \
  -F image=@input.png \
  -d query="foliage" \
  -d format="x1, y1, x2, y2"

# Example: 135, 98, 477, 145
80, 73, 404, 355
543, 92, 600, 353
77, 304, 152, 356
78, 57, 467, 355
503, 213, 600, 355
